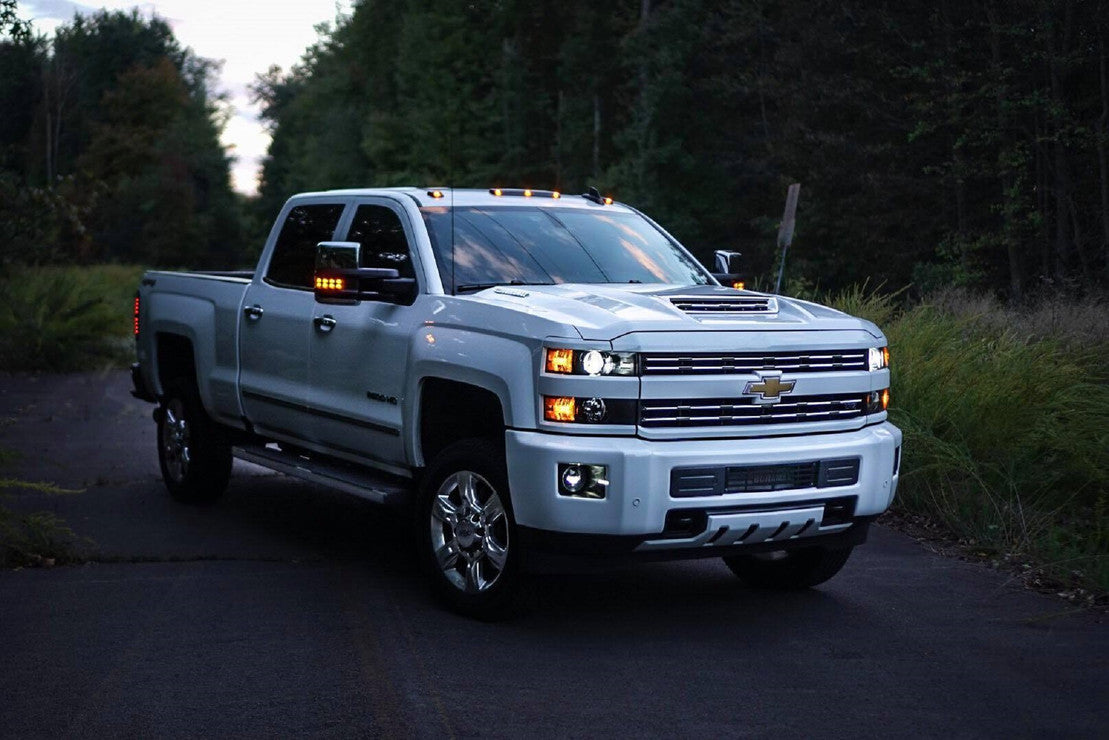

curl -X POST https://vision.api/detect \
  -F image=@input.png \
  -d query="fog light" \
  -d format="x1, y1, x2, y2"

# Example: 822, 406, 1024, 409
561, 464, 585, 493
558, 463, 608, 498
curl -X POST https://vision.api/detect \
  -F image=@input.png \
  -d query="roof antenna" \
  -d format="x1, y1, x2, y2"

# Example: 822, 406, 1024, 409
583, 185, 605, 205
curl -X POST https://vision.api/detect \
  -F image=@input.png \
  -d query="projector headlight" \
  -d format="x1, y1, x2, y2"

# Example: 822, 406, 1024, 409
545, 348, 639, 376
868, 346, 890, 372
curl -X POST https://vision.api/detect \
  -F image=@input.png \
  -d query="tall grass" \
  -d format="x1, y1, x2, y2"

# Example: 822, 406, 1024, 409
0, 264, 142, 371
827, 287, 1109, 591
0, 444, 86, 567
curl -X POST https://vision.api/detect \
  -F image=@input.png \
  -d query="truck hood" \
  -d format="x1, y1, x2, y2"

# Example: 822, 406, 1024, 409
464, 283, 884, 342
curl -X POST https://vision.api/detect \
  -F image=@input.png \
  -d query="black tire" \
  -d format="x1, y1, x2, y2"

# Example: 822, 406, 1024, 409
723, 546, 853, 590
157, 379, 232, 503
417, 438, 522, 620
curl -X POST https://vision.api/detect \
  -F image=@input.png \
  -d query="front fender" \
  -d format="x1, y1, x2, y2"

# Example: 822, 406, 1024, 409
405, 327, 541, 467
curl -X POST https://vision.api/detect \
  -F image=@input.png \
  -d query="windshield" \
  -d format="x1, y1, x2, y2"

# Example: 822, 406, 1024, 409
421, 206, 710, 293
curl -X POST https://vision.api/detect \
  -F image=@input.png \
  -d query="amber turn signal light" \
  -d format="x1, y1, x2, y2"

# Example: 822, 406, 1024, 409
545, 348, 574, 374
544, 396, 576, 422
315, 276, 346, 291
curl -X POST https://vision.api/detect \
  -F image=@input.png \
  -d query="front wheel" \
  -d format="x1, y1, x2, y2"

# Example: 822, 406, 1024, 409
418, 439, 521, 619
157, 380, 232, 503
723, 546, 854, 590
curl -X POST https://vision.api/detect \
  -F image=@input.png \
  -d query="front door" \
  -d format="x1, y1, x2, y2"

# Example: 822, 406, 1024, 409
239, 200, 347, 441
307, 199, 422, 471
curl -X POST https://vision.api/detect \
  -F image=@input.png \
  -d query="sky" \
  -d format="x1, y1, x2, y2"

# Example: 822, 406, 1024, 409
16, 0, 354, 195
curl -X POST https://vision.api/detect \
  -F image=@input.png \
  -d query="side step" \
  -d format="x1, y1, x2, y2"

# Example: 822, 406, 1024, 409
232, 444, 413, 505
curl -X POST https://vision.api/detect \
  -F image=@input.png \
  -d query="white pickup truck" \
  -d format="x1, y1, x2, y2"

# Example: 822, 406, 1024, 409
132, 187, 901, 617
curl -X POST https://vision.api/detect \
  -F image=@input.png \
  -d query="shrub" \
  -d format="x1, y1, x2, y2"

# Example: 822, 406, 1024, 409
0, 264, 142, 371
826, 286, 1109, 591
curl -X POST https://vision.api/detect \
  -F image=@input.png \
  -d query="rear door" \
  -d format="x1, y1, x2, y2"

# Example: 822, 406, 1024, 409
239, 200, 348, 441
307, 198, 423, 471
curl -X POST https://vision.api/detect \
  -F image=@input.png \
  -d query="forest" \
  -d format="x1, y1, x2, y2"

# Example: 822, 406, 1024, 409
0, 1, 241, 269
0, 0, 1107, 298
2, 0, 1107, 593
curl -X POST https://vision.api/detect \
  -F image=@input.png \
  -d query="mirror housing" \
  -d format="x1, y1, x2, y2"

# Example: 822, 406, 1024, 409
314, 241, 417, 304
711, 250, 745, 290
713, 250, 741, 273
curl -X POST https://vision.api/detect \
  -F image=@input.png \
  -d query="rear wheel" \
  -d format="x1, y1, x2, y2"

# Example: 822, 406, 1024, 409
418, 438, 521, 619
157, 380, 232, 503
723, 546, 853, 589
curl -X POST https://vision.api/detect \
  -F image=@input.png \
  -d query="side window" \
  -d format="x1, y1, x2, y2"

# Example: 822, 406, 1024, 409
346, 204, 415, 278
265, 203, 345, 289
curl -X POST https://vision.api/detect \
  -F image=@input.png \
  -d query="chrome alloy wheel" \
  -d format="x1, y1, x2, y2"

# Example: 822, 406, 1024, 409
429, 470, 510, 594
160, 398, 191, 484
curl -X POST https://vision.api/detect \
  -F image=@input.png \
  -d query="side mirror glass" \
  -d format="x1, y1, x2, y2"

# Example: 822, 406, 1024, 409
711, 249, 745, 290
316, 240, 361, 272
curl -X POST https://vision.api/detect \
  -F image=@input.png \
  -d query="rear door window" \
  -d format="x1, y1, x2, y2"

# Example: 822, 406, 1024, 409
344, 204, 416, 278
265, 203, 346, 289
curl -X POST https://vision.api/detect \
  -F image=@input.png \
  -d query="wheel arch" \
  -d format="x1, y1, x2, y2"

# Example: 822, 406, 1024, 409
156, 332, 199, 394
415, 376, 507, 468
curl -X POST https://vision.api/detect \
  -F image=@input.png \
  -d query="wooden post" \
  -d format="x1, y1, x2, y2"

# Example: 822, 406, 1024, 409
775, 183, 801, 294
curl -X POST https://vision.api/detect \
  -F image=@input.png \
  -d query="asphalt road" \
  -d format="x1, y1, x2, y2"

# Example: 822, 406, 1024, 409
1, 371, 1105, 738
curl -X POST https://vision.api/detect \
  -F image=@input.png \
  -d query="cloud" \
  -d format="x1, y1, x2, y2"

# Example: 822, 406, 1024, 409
23, 0, 97, 20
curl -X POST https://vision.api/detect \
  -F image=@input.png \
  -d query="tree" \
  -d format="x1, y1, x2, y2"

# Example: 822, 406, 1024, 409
0, 8, 244, 267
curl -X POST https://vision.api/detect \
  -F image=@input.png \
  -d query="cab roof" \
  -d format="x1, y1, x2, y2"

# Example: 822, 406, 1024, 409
291, 187, 634, 212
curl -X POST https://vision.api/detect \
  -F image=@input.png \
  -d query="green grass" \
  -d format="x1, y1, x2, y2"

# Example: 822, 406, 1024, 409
825, 287, 1109, 593
0, 448, 86, 567
0, 264, 143, 371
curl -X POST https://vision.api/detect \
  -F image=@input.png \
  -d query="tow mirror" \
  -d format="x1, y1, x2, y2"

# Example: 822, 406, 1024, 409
314, 241, 417, 305
711, 249, 745, 290
316, 241, 361, 272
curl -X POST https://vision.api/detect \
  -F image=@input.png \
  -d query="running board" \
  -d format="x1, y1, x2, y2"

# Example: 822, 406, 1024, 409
232, 444, 412, 505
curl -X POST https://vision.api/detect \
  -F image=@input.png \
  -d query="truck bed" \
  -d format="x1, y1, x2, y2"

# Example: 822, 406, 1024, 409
137, 269, 254, 427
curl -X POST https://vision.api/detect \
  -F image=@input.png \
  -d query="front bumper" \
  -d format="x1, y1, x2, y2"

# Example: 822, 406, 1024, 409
505, 422, 901, 551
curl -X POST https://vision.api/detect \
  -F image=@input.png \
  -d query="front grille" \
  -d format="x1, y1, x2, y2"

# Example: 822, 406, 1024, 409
670, 458, 861, 497
642, 349, 868, 375
670, 296, 778, 314
640, 393, 865, 428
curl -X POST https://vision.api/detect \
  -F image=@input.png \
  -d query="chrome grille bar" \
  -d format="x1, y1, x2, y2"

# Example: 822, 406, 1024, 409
640, 393, 865, 428
642, 350, 868, 375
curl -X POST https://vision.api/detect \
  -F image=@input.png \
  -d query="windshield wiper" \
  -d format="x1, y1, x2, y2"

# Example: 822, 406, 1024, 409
455, 280, 553, 294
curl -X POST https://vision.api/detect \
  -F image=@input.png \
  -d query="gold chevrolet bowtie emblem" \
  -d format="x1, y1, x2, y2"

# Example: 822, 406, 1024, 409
744, 374, 796, 404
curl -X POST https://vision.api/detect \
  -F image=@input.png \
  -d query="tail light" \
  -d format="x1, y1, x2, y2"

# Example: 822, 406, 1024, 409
133, 293, 140, 336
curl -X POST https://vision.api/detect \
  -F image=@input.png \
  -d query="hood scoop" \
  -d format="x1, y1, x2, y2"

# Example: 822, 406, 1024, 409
669, 295, 779, 315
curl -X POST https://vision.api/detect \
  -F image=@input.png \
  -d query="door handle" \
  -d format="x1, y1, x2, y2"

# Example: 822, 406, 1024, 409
313, 315, 337, 332
243, 304, 264, 321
